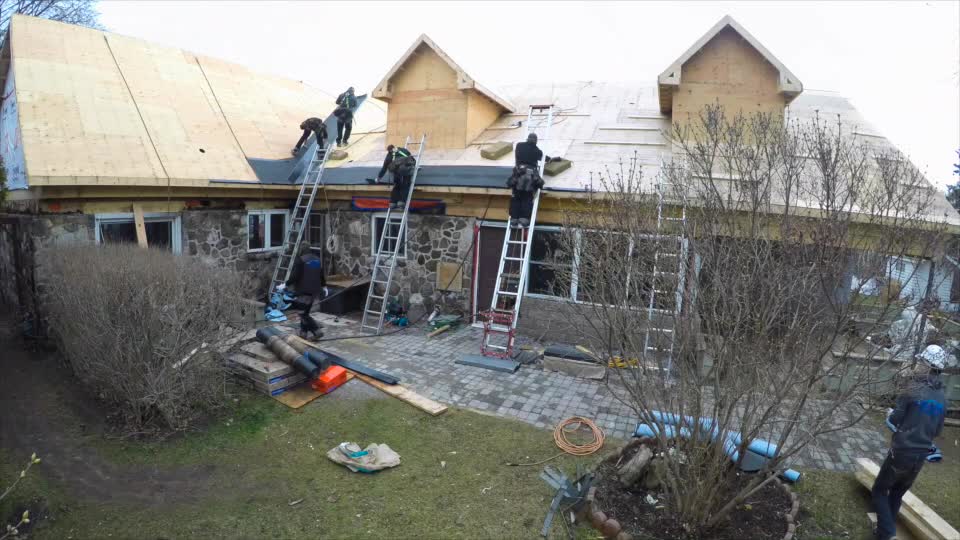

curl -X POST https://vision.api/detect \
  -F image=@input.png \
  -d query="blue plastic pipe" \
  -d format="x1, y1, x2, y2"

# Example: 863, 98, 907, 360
649, 410, 779, 458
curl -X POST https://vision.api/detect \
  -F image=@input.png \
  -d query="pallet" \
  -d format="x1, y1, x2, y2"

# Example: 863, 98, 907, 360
854, 458, 960, 540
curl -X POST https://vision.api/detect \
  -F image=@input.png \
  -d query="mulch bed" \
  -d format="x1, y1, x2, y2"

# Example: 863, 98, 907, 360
592, 445, 792, 540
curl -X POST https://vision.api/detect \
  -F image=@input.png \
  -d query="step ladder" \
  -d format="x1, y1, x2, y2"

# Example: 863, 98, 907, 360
482, 105, 555, 358
268, 142, 334, 301
360, 135, 427, 334
642, 176, 688, 376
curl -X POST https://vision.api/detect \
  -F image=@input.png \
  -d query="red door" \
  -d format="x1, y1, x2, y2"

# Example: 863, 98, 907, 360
474, 224, 506, 320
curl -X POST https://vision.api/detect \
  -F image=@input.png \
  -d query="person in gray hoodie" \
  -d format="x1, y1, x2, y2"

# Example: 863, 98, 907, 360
871, 346, 947, 540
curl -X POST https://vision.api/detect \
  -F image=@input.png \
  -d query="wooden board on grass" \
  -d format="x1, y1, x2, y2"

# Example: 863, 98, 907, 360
353, 374, 448, 416
854, 457, 960, 540
272, 373, 355, 409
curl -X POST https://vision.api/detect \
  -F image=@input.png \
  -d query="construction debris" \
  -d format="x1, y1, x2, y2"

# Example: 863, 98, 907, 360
539, 465, 594, 537
327, 442, 401, 473
227, 353, 306, 396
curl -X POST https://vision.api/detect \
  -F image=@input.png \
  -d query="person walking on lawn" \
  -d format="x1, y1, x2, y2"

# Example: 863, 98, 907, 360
871, 346, 947, 540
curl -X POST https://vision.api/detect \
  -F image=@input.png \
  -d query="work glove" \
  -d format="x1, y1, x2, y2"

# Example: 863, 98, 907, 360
277, 284, 286, 291
323, 287, 330, 296
291, 148, 299, 156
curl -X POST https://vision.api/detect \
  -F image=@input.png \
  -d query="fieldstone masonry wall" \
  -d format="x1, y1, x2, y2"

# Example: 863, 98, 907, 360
328, 211, 474, 314
181, 209, 275, 291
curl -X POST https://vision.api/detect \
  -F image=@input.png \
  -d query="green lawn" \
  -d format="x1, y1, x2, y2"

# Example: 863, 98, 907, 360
794, 425, 960, 539
3, 385, 610, 539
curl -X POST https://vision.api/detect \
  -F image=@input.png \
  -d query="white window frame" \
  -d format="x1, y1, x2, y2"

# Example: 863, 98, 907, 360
94, 212, 182, 254
247, 209, 290, 253
370, 213, 407, 259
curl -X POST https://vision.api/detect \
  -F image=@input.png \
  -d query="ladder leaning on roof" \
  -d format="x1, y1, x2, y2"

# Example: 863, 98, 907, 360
481, 105, 555, 358
360, 134, 428, 335
642, 174, 688, 377
268, 141, 334, 303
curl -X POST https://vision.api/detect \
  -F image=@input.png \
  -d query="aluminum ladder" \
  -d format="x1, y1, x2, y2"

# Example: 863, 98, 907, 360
642, 175, 688, 375
482, 105, 555, 358
268, 142, 334, 299
360, 134, 427, 334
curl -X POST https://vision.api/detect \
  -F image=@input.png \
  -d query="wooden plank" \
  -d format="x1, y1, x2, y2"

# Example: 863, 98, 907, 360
854, 458, 960, 540
272, 373, 355, 409
353, 373, 448, 416
132, 203, 148, 247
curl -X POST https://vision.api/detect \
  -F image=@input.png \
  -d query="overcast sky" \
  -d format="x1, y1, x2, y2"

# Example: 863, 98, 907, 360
97, 0, 960, 189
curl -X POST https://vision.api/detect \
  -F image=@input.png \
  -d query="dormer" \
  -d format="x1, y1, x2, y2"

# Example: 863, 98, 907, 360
372, 34, 514, 150
657, 16, 803, 123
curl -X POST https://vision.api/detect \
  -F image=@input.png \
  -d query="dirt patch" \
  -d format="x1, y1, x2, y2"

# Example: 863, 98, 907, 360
0, 322, 214, 506
592, 446, 791, 540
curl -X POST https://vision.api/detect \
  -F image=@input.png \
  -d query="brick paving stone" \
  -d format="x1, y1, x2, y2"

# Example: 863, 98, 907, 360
291, 314, 893, 473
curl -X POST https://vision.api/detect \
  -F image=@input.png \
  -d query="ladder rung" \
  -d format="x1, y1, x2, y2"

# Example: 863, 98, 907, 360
500, 273, 521, 280
365, 309, 382, 315
497, 291, 518, 296
504, 256, 523, 262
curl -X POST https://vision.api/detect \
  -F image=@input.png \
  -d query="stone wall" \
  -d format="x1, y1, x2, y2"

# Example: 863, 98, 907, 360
328, 211, 474, 315
181, 208, 277, 292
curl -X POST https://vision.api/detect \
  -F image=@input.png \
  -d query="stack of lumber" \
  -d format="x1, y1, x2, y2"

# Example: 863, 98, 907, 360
227, 343, 304, 396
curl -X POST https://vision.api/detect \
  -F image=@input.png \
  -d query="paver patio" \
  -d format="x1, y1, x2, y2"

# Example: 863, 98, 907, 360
274, 312, 891, 472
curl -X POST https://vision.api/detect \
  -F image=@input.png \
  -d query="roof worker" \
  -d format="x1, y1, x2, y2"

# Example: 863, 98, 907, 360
376, 144, 417, 210
507, 133, 549, 228
282, 242, 329, 340
871, 345, 947, 540
334, 87, 357, 147
292, 117, 329, 156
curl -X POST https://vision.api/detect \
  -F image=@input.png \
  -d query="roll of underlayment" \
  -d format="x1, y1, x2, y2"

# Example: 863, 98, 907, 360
255, 327, 320, 378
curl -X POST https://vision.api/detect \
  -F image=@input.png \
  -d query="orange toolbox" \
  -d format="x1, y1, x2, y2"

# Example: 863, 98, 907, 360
311, 365, 348, 394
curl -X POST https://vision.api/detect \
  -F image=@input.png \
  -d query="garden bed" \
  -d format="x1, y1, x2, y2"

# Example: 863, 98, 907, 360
585, 441, 798, 540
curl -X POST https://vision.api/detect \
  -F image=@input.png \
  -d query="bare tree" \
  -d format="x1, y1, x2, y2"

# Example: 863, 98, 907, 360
555, 104, 949, 534
1, 0, 102, 41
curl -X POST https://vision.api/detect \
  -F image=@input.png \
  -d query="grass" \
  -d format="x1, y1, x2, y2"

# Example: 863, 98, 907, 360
16, 385, 611, 539
794, 425, 960, 539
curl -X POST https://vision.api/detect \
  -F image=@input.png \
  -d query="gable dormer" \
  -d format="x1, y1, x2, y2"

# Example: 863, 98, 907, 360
372, 34, 514, 149
657, 16, 803, 123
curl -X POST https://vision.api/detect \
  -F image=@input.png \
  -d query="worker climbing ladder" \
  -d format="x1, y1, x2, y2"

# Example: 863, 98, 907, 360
642, 175, 688, 376
481, 105, 555, 358
360, 135, 427, 334
268, 141, 334, 303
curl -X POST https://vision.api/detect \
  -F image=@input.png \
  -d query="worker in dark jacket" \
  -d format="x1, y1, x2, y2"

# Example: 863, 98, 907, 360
334, 87, 356, 147
292, 117, 328, 156
507, 133, 548, 227
871, 346, 947, 540
283, 243, 328, 340
377, 144, 416, 209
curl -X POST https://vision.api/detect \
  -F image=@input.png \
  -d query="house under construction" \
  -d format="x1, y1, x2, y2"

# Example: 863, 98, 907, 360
1, 14, 958, 341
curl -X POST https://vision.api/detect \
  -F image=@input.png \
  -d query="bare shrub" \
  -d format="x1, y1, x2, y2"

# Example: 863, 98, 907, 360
555, 105, 949, 533
38, 244, 252, 434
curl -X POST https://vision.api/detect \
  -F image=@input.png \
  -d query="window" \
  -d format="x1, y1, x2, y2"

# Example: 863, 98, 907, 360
307, 212, 325, 253
95, 213, 181, 253
247, 210, 289, 252
524, 226, 680, 311
527, 228, 572, 298
371, 214, 406, 258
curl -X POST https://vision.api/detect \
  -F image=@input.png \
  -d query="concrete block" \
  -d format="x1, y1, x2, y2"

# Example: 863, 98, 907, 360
544, 158, 572, 177
480, 141, 512, 160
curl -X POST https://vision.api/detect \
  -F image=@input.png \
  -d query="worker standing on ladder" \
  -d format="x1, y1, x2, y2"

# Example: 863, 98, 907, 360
377, 144, 416, 209
292, 117, 328, 156
280, 242, 329, 340
334, 87, 356, 147
508, 133, 548, 227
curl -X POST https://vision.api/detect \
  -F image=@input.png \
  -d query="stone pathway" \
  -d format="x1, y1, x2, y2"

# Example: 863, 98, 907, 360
279, 313, 891, 472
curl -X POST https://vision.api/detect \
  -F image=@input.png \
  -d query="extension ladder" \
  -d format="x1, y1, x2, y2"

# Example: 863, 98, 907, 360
268, 141, 334, 300
482, 105, 555, 358
360, 135, 427, 334
642, 176, 688, 375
